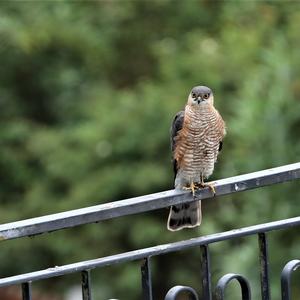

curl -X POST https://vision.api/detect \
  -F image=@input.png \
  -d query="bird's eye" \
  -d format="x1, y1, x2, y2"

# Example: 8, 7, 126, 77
192, 93, 196, 98
203, 93, 210, 99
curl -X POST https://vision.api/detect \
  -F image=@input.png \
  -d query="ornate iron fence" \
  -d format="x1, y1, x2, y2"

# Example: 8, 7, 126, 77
0, 163, 299, 300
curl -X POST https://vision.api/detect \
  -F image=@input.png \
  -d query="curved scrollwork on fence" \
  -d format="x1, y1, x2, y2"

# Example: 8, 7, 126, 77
164, 285, 199, 300
164, 260, 300, 300
281, 259, 300, 300
215, 273, 251, 300
164, 273, 252, 300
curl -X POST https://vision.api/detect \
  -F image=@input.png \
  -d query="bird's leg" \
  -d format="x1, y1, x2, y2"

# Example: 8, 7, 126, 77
183, 181, 198, 197
197, 173, 216, 196
200, 173, 204, 186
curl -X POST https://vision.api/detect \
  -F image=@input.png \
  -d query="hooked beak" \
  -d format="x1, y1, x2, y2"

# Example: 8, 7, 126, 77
196, 97, 203, 104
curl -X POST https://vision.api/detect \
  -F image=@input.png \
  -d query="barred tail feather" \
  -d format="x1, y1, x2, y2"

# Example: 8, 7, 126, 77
167, 201, 201, 231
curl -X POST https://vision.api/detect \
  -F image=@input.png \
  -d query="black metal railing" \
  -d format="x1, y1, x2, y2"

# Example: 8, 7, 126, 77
0, 162, 299, 300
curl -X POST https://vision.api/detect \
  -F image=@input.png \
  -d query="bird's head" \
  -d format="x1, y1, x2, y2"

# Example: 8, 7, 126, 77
187, 86, 214, 107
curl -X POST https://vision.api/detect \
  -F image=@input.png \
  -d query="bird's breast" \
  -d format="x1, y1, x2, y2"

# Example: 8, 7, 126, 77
174, 105, 224, 179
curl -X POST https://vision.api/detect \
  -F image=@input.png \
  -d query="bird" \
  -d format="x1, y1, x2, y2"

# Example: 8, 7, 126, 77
167, 85, 226, 231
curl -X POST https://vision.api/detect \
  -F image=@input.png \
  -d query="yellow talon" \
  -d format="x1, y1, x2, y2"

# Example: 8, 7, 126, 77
196, 174, 216, 195
196, 182, 216, 196
183, 182, 198, 197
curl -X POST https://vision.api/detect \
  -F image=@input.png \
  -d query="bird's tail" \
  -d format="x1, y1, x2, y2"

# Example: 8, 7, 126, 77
167, 201, 201, 231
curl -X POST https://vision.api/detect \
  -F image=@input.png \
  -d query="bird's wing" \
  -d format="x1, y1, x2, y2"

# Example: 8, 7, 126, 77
218, 141, 223, 152
215, 110, 226, 160
170, 110, 185, 177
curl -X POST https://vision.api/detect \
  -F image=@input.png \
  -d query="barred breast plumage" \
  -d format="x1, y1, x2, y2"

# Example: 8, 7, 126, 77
174, 104, 225, 188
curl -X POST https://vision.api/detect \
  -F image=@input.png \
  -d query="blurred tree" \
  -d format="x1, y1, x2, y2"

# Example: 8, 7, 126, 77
0, 1, 300, 299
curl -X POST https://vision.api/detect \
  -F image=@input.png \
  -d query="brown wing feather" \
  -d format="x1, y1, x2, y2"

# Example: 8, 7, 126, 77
170, 111, 184, 177
215, 108, 226, 147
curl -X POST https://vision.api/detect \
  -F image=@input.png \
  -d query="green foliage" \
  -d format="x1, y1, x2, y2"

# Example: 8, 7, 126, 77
0, 1, 300, 299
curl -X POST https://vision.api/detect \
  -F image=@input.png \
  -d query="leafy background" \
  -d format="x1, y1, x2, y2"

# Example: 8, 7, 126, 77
0, 1, 300, 299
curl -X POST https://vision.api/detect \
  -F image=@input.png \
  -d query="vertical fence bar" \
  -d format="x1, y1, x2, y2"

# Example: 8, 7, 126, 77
200, 244, 212, 300
141, 257, 153, 300
22, 282, 32, 300
81, 270, 92, 300
258, 233, 271, 300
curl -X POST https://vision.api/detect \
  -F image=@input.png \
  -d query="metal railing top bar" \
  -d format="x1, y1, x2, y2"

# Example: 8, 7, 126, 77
0, 162, 299, 241
0, 215, 299, 287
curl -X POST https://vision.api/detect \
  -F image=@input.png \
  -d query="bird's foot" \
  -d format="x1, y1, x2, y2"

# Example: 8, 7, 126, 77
183, 182, 198, 197
196, 182, 216, 196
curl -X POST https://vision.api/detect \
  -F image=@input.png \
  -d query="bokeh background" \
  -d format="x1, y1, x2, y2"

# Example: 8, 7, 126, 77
0, 1, 300, 299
